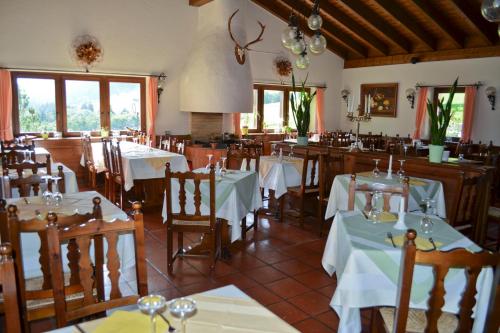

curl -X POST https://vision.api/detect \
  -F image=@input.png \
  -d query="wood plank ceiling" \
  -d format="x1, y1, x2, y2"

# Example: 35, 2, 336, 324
191, 0, 500, 68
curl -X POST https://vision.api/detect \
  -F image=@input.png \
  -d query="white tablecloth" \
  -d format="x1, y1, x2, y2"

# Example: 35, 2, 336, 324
325, 173, 446, 220
256, 156, 318, 199
6, 191, 135, 278
321, 211, 493, 333
81, 141, 189, 191
162, 169, 262, 242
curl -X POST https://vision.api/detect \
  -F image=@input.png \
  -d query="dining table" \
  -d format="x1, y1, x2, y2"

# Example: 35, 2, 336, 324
325, 172, 446, 219
81, 141, 189, 191
4, 191, 135, 278
48, 284, 300, 332
161, 169, 262, 243
321, 210, 493, 333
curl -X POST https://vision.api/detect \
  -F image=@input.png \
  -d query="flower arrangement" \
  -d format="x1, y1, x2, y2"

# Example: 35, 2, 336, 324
274, 56, 293, 82
72, 35, 103, 72
290, 73, 316, 140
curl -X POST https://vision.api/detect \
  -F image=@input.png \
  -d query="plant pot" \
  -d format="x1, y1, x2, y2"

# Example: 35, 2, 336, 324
428, 144, 444, 163
241, 126, 249, 136
297, 136, 308, 146
41, 132, 49, 139
101, 129, 109, 137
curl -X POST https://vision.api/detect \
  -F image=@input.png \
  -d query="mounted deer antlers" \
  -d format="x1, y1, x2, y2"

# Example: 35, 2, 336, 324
228, 9, 265, 65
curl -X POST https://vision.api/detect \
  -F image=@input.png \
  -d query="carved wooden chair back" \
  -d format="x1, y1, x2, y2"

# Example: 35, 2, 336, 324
109, 141, 124, 185
47, 201, 148, 328
296, 150, 320, 192
1, 141, 35, 164
0, 243, 22, 333
81, 136, 94, 166
227, 146, 260, 172
393, 229, 500, 333
348, 174, 409, 212
455, 140, 473, 157
2, 154, 53, 198
101, 138, 113, 199
6, 198, 102, 327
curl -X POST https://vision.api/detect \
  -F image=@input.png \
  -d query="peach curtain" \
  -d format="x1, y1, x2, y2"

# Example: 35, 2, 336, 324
315, 88, 325, 133
233, 113, 241, 136
412, 87, 428, 139
146, 77, 159, 145
461, 86, 477, 142
0, 70, 13, 141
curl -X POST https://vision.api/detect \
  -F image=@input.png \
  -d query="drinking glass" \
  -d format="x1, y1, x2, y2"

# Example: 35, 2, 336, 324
403, 145, 409, 156
205, 154, 213, 170
419, 198, 434, 234
371, 191, 383, 223
372, 159, 381, 177
289, 144, 295, 157
220, 156, 227, 175
397, 160, 406, 182
138, 295, 167, 333
51, 176, 63, 207
168, 297, 197, 333
41, 175, 53, 206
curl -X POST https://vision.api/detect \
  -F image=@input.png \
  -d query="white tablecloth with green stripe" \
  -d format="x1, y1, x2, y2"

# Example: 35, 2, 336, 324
325, 173, 446, 220
162, 170, 262, 242
321, 211, 493, 333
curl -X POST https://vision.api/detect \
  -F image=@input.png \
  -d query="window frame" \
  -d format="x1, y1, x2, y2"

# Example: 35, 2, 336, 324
432, 86, 465, 140
11, 72, 146, 137
246, 84, 310, 133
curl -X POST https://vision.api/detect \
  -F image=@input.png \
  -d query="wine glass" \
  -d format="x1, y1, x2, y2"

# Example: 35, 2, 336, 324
289, 144, 295, 157
372, 159, 381, 177
220, 156, 227, 175
41, 175, 53, 206
371, 191, 383, 223
397, 160, 406, 182
51, 176, 63, 207
133, 137, 139, 144
168, 297, 197, 333
205, 154, 213, 170
403, 145, 409, 157
420, 198, 434, 234
138, 295, 167, 333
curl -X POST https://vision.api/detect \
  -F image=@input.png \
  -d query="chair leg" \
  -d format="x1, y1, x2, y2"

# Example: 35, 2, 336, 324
241, 216, 247, 241
253, 210, 258, 233
318, 203, 324, 237
210, 230, 217, 271
167, 228, 173, 274
279, 195, 285, 223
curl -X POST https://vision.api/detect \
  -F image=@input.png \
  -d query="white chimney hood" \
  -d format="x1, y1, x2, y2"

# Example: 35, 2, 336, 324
180, 0, 253, 114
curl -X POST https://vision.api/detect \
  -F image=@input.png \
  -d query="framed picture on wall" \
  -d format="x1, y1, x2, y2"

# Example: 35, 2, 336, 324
360, 83, 399, 117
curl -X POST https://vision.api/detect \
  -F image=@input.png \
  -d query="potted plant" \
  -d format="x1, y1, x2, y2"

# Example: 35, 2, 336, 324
426, 78, 458, 163
100, 126, 109, 137
290, 73, 316, 146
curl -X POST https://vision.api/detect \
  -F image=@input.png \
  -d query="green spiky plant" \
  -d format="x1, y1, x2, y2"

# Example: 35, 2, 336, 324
290, 73, 317, 137
427, 78, 458, 146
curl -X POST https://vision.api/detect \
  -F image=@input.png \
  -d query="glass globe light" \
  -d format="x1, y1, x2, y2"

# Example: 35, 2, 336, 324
281, 26, 297, 49
481, 0, 500, 22
296, 53, 310, 69
291, 37, 306, 55
309, 33, 327, 54
308, 14, 323, 30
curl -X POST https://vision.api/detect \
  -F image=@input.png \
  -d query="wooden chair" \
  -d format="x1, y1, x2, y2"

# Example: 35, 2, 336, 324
1, 141, 35, 165
47, 202, 148, 328
81, 137, 98, 189
101, 138, 113, 201
348, 174, 409, 213
372, 229, 500, 333
281, 151, 320, 228
165, 163, 221, 274
109, 141, 127, 208
7, 198, 102, 331
2, 155, 54, 198
0, 243, 22, 333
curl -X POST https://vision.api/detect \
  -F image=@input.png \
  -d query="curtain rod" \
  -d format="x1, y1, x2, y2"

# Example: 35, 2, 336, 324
1, 66, 165, 78
254, 79, 327, 89
415, 82, 482, 89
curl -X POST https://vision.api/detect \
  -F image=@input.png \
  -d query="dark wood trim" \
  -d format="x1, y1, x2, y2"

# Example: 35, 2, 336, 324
188, 0, 213, 7
344, 46, 500, 68
340, 0, 412, 53
449, 0, 498, 45
372, 0, 436, 50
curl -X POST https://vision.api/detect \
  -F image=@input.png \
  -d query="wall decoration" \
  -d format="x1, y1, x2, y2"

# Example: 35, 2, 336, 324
228, 9, 265, 65
273, 56, 292, 83
71, 34, 103, 72
360, 83, 399, 117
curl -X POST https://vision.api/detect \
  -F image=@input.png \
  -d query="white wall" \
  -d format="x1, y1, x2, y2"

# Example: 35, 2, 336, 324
0, 0, 344, 135
341, 57, 500, 144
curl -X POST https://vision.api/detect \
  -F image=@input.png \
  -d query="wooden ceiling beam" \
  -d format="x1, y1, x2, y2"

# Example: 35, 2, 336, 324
278, 0, 368, 57
340, 0, 412, 53
189, 0, 213, 7
371, 0, 435, 50
449, 0, 498, 45
312, 0, 389, 55
410, 0, 464, 48
250, 0, 349, 59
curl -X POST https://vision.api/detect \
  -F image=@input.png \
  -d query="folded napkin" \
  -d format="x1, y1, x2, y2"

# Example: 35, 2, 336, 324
93, 310, 167, 333
387, 234, 443, 250
368, 211, 398, 223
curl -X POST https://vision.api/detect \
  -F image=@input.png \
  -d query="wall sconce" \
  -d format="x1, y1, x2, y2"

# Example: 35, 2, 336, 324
486, 86, 496, 110
341, 89, 350, 107
157, 72, 167, 104
405, 88, 416, 109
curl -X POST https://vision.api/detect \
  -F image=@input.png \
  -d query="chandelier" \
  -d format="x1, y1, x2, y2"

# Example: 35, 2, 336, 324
481, 0, 500, 36
281, 0, 327, 70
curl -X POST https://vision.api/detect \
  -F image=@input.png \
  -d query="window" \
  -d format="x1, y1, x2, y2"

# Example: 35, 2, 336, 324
240, 84, 309, 132
12, 72, 146, 136
432, 87, 466, 139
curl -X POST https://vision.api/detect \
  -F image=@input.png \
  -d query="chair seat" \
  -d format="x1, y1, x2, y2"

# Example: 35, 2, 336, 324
288, 186, 319, 194
173, 219, 210, 226
489, 206, 500, 219
379, 307, 458, 333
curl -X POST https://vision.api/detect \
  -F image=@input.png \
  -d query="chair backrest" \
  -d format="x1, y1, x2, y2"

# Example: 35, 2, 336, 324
394, 229, 500, 333
81, 136, 94, 166
110, 141, 124, 184
318, 154, 328, 201
1, 142, 35, 165
297, 150, 320, 192
2, 154, 52, 198
102, 138, 112, 174
0, 243, 22, 333
226, 145, 260, 172
165, 163, 216, 229
348, 174, 409, 212
47, 201, 148, 327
